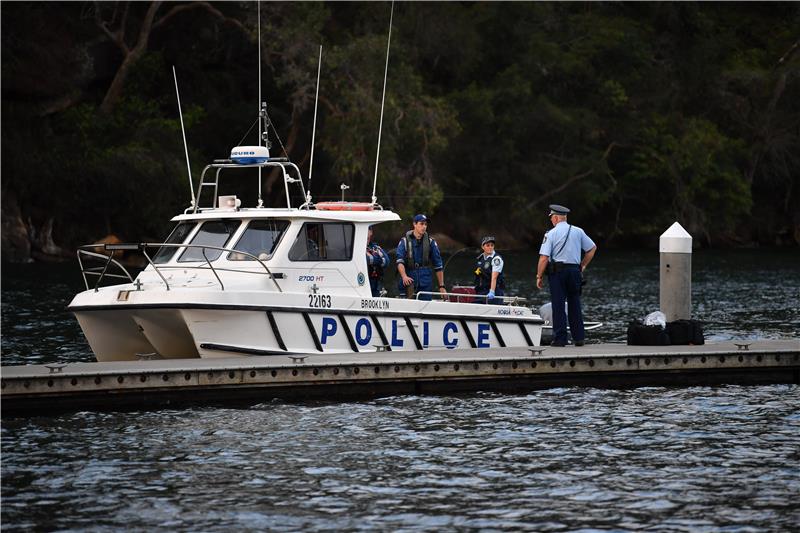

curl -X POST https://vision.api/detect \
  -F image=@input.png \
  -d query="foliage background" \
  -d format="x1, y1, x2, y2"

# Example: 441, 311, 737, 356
2, 1, 798, 260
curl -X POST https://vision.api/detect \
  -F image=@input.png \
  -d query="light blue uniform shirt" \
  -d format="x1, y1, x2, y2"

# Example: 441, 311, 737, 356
482, 251, 504, 273
539, 221, 595, 264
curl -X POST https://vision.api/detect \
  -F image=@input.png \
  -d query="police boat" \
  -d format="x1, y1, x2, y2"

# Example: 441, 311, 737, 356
68, 149, 545, 361
67, 7, 545, 362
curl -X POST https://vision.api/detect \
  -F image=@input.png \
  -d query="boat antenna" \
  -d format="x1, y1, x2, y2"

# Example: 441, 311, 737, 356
305, 44, 323, 208
172, 65, 195, 208
257, 0, 264, 208
371, 0, 394, 207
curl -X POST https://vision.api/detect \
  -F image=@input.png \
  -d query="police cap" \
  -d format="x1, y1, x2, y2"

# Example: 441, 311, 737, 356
481, 235, 496, 246
413, 214, 428, 223
548, 204, 570, 216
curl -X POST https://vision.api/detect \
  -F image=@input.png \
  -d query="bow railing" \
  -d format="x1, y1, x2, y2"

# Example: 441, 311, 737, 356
77, 243, 283, 293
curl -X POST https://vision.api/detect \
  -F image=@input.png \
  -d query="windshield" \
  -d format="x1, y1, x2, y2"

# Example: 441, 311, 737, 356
153, 222, 195, 264
178, 220, 241, 262
228, 219, 289, 261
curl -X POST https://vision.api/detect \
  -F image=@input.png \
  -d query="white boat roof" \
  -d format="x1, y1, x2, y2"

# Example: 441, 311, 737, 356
171, 207, 401, 224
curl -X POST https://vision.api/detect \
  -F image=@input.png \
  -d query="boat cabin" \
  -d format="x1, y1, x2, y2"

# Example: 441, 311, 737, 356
120, 158, 400, 297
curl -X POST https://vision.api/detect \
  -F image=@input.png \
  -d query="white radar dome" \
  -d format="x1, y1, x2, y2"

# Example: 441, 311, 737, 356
230, 145, 270, 164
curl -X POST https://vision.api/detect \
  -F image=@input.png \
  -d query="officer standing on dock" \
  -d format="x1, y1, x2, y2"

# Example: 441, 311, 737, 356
536, 204, 597, 346
474, 236, 505, 304
396, 214, 447, 300
366, 226, 389, 297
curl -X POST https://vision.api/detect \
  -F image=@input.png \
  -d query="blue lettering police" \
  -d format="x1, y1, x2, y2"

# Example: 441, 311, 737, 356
355, 318, 372, 346
477, 323, 490, 348
443, 322, 458, 348
321, 317, 337, 344
396, 214, 446, 300
391, 319, 404, 347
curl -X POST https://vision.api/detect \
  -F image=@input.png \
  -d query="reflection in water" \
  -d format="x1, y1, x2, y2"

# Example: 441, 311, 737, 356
1, 250, 798, 530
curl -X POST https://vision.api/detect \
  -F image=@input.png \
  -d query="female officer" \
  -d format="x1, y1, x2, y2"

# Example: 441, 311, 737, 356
474, 236, 505, 304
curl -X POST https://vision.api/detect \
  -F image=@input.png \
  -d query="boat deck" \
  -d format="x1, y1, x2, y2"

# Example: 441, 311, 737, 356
2, 339, 798, 416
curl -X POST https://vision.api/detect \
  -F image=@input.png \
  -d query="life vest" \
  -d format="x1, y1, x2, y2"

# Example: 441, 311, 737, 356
404, 231, 431, 270
474, 253, 505, 291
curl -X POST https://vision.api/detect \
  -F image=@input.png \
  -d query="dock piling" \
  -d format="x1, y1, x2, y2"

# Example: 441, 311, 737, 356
660, 222, 693, 321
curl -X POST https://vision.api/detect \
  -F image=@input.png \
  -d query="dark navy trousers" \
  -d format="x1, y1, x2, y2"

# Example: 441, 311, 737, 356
397, 268, 434, 300
548, 266, 585, 345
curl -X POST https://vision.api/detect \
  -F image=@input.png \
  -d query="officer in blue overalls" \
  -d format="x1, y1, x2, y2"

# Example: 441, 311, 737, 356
474, 236, 505, 304
396, 214, 447, 301
366, 226, 389, 297
536, 204, 597, 346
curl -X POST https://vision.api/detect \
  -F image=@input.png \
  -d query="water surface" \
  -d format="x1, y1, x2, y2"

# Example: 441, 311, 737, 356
2, 387, 799, 531
1, 250, 798, 531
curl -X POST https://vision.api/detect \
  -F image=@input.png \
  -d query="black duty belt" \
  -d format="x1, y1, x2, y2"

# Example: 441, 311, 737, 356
550, 262, 579, 273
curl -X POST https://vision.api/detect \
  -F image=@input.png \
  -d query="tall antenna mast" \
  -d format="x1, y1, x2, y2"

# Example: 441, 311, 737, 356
172, 66, 195, 207
371, 0, 394, 206
306, 45, 323, 207
256, 0, 264, 208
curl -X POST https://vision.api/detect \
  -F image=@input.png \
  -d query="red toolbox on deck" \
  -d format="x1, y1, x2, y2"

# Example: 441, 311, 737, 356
451, 285, 476, 303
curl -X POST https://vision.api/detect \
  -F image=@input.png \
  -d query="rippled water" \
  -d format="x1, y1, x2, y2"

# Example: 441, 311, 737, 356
3, 388, 799, 531
2, 250, 799, 530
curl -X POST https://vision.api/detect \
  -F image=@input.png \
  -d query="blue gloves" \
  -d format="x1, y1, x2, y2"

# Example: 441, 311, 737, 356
487, 290, 495, 300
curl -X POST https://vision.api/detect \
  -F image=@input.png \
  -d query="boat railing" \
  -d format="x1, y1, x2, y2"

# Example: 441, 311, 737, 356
77, 243, 283, 293
191, 160, 306, 213
77, 248, 136, 292
416, 291, 527, 306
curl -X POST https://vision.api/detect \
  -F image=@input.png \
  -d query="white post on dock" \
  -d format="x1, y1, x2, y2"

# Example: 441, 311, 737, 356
659, 222, 693, 321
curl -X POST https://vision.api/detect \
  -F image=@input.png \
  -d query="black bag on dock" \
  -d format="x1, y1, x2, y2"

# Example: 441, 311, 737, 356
626, 320, 670, 346
665, 319, 705, 345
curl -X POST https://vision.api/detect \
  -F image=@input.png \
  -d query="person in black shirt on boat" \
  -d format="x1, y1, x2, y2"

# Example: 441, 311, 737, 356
474, 236, 505, 304
366, 226, 389, 297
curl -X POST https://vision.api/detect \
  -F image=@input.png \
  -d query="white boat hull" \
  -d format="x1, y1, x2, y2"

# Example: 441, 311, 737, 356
71, 291, 542, 361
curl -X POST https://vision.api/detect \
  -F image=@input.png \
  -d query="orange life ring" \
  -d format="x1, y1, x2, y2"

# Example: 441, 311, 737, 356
315, 202, 374, 211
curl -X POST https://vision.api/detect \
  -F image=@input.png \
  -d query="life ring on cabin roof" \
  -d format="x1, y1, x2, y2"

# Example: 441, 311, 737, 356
315, 202, 375, 211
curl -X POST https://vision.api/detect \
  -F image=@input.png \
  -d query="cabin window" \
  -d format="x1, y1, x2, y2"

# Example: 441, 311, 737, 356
228, 219, 289, 261
178, 220, 241, 262
288, 222, 354, 261
153, 222, 195, 264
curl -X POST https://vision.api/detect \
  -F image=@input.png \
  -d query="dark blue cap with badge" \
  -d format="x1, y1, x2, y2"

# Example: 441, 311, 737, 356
413, 214, 428, 223
481, 235, 496, 246
548, 204, 570, 216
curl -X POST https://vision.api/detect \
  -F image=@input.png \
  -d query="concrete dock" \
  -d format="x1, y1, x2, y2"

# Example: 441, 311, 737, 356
2, 339, 798, 416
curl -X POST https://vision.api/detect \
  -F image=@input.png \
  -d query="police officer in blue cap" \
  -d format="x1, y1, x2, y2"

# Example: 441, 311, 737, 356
536, 204, 597, 346
474, 235, 505, 304
396, 214, 447, 300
